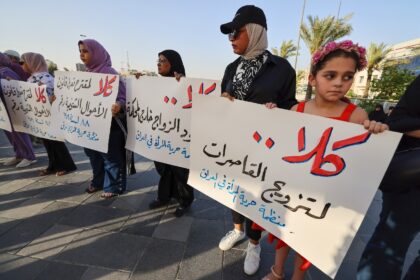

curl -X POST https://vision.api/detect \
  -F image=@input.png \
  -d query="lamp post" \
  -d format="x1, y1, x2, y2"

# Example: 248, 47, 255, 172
294, 0, 307, 70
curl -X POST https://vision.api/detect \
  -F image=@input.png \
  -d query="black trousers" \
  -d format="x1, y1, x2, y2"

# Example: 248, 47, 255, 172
231, 210, 262, 241
43, 139, 76, 172
155, 162, 194, 207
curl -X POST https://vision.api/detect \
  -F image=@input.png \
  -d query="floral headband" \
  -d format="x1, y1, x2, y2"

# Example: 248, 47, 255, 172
311, 40, 367, 70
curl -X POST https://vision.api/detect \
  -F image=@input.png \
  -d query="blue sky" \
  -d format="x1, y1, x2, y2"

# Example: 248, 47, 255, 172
1, 0, 419, 79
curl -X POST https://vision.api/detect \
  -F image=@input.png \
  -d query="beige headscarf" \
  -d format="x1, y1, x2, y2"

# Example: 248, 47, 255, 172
21, 52, 48, 74
243, 23, 268, 60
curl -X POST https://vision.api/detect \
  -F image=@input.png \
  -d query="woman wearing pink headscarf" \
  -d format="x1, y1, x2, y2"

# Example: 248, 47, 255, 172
0, 52, 36, 168
21, 52, 76, 176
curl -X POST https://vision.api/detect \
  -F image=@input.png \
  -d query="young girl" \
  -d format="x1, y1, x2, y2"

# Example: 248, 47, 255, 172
262, 40, 388, 280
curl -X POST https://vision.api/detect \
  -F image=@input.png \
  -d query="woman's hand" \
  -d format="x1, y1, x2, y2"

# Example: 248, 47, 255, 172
363, 120, 389, 134
49, 95, 56, 103
134, 72, 143, 79
221, 92, 234, 102
111, 103, 122, 117
174, 72, 184, 82
265, 102, 277, 109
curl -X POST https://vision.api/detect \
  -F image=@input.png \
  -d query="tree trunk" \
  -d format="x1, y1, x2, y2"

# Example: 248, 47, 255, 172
363, 68, 373, 98
304, 82, 313, 100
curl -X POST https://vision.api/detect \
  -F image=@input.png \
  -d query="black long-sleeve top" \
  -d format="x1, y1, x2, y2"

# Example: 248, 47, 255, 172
386, 75, 420, 150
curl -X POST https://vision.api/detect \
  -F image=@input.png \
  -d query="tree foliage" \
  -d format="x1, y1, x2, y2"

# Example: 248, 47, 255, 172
363, 43, 391, 97
271, 40, 298, 59
370, 65, 416, 101
300, 14, 353, 100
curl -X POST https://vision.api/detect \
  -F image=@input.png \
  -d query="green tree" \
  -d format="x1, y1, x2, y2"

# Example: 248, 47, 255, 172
300, 14, 353, 100
363, 43, 391, 98
370, 65, 416, 101
297, 70, 306, 83
271, 40, 298, 60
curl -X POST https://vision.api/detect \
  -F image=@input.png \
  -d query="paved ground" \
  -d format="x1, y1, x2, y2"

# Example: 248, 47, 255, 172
0, 132, 418, 280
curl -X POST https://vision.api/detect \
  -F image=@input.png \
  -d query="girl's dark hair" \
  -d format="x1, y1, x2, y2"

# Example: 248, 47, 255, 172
311, 49, 361, 76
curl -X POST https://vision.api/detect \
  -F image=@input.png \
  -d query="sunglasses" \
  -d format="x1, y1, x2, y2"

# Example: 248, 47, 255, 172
19, 61, 25, 65
228, 29, 243, 40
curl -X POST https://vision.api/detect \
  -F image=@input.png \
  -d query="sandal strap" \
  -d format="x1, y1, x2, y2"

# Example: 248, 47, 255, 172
270, 266, 285, 280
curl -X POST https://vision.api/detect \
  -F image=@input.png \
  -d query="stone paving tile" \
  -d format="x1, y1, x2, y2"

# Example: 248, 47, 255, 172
0, 168, 42, 183
222, 249, 275, 280
0, 197, 54, 219
0, 201, 78, 254
185, 198, 228, 221
131, 238, 185, 280
0, 253, 48, 280
178, 219, 225, 280
17, 224, 83, 259
120, 193, 166, 237
153, 213, 194, 242
82, 191, 118, 207
110, 190, 152, 212
35, 182, 91, 204
0, 180, 56, 213
41, 171, 92, 185
0, 178, 37, 195
80, 267, 130, 280
55, 228, 151, 271
34, 261, 88, 280
15, 179, 59, 197
126, 169, 160, 192
0, 192, 32, 214
59, 203, 131, 232
0, 217, 21, 236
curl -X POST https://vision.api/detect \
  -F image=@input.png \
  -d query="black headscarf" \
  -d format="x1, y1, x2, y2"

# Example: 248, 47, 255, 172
158, 50, 186, 77
368, 104, 386, 122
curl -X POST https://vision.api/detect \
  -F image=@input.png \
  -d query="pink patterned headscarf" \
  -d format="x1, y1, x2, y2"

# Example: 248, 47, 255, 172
312, 40, 367, 71
21, 52, 48, 74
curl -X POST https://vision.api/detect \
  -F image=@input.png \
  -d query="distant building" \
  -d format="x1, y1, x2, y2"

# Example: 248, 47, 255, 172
352, 38, 420, 97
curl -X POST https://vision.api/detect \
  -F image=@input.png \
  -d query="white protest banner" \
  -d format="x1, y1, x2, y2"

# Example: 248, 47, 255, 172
188, 94, 401, 278
0, 97, 12, 132
1, 79, 60, 140
51, 71, 119, 153
126, 76, 220, 168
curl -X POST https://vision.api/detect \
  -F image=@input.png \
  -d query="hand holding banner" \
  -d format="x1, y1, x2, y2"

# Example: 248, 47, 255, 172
188, 94, 401, 278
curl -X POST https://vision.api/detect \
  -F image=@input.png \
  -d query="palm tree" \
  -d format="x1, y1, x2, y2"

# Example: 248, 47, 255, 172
272, 40, 298, 60
363, 43, 391, 98
300, 14, 353, 100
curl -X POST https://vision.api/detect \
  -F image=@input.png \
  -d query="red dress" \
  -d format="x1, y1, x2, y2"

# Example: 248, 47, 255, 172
296, 101, 357, 122
253, 101, 358, 271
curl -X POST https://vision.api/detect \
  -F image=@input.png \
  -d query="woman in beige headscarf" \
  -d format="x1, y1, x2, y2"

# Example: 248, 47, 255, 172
217, 5, 297, 278
21, 52, 76, 176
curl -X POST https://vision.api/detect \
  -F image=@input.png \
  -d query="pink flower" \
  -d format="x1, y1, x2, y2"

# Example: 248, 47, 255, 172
325, 42, 337, 52
340, 40, 354, 48
312, 51, 322, 63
